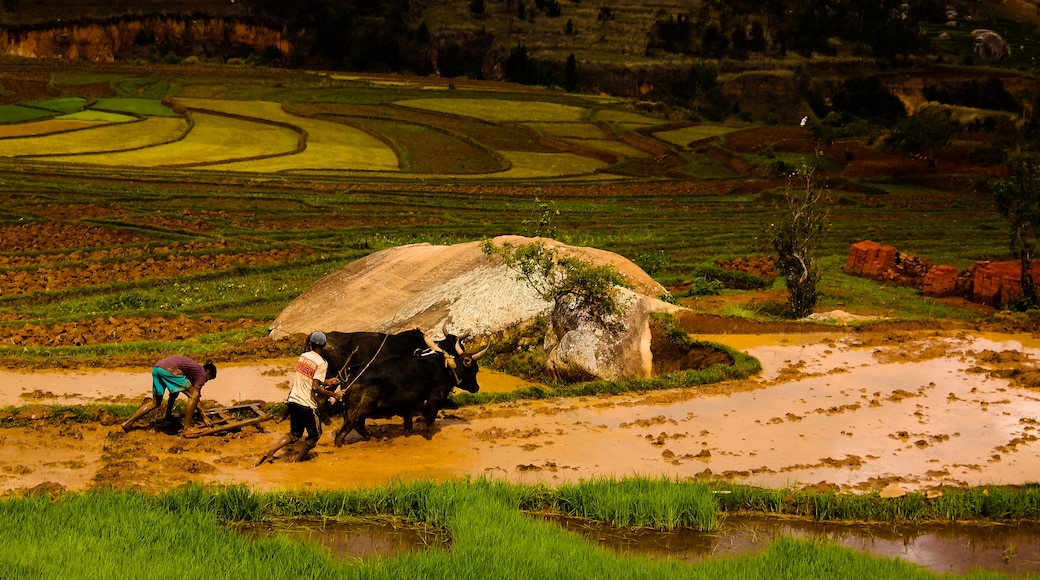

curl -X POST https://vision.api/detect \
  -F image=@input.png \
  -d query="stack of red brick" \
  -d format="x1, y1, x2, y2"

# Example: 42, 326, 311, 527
971, 261, 1040, 307
845, 240, 1040, 308
921, 265, 958, 298
845, 240, 898, 279
844, 240, 933, 288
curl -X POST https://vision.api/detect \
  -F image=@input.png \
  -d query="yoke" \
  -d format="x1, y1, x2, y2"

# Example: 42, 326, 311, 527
182, 401, 272, 438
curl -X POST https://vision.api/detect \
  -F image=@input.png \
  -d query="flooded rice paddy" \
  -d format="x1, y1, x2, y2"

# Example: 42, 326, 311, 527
548, 513, 1040, 575
230, 512, 1040, 575
6, 330, 1040, 574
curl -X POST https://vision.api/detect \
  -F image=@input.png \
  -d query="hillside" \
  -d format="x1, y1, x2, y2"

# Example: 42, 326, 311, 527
2, 0, 1039, 80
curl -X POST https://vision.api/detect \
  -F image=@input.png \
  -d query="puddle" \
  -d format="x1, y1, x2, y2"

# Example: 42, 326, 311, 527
0, 359, 297, 407
0, 360, 525, 407
229, 516, 450, 560
541, 513, 1040, 575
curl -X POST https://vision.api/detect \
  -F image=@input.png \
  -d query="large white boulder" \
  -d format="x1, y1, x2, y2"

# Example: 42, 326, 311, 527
268, 235, 676, 380
545, 288, 665, 381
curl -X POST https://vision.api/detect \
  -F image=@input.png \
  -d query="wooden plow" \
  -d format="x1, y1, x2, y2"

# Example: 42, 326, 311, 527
182, 401, 272, 438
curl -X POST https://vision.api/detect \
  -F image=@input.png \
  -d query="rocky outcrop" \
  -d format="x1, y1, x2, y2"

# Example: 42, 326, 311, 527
0, 17, 292, 62
269, 235, 678, 380
544, 289, 664, 382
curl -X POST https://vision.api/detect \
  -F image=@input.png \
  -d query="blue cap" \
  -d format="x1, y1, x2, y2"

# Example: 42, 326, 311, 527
308, 331, 327, 347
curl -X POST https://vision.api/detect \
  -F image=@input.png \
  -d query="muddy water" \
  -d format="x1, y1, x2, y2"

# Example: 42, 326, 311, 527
4, 331, 1040, 494
0, 359, 526, 407
8, 331, 1040, 574
207, 330, 1040, 493
231, 517, 449, 560
229, 512, 1040, 575
545, 513, 1040, 575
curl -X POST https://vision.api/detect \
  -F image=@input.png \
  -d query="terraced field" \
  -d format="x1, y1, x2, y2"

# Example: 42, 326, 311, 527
0, 73, 679, 180
0, 60, 1018, 371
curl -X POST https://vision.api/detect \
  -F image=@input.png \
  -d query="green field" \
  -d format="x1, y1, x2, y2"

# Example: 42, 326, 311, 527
0, 61, 1034, 579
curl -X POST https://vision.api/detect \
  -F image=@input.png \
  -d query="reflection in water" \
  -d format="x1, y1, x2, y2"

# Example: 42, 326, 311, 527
541, 513, 1040, 575
230, 517, 450, 560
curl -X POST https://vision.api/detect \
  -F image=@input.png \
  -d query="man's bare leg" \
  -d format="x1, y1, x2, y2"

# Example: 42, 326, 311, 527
122, 395, 162, 432
253, 434, 293, 467
165, 392, 180, 419
181, 387, 209, 431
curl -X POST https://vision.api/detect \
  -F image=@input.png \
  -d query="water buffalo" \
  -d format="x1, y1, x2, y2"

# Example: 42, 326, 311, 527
333, 346, 486, 445
322, 328, 468, 382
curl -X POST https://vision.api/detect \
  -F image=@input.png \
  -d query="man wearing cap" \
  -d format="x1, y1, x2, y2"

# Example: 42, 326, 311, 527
121, 356, 217, 434
254, 331, 342, 466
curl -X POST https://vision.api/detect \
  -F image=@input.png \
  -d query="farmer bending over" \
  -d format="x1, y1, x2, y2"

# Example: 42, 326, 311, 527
254, 331, 341, 466
121, 355, 217, 434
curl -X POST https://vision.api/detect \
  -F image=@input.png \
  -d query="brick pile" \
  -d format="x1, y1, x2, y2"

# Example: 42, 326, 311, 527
971, 261, 1040, 307
921, 265, 958, 298
845, 240, 898, 279
845, 240, 932, 287
845, 240, 1040, 308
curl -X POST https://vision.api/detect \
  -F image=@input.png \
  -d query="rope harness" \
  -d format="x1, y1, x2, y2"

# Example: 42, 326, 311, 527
336, 333, 389, 394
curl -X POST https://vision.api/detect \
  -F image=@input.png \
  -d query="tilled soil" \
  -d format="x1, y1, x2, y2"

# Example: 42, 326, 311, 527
4, 316, 1040, 497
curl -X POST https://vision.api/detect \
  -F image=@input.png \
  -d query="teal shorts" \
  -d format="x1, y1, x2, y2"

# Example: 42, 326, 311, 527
152, 367, 191, 397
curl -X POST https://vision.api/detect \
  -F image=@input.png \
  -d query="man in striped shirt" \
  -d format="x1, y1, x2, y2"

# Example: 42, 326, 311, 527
121, 355, 217, 434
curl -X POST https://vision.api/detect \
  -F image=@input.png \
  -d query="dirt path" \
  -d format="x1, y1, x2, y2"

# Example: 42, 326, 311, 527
4, 326, 1040, 496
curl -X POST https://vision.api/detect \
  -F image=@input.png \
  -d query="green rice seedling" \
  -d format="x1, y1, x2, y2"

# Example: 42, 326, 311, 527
0, 487, 344, 579
979, 486, 1026, 520
0, 482, 1030, 579
210, 484, 268, 522
554, 477, 720, 531
929, 489, 983, 521
717, 485, 789, 513
735, 536, 941, 580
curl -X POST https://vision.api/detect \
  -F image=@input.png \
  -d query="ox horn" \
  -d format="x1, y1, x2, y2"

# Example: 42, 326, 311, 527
470, 345, 489, 361
423, 332, 445, 354
455, 332, 472, 355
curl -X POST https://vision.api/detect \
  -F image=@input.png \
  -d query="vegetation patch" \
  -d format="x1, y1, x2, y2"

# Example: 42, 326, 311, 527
655, 124, 740, 146
22, 97, 86, 113
59, 111, 137, 123
1, 116, 189, 157
0, 104, 54, 123
91, 97, 178, 116
397, 98, 588, 123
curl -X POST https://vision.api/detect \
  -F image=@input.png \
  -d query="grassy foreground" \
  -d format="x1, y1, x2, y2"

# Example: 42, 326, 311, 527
1, 479, 1024, 580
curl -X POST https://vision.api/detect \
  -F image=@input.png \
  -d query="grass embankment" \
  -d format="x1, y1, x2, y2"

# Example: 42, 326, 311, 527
0, 480, 1017, 579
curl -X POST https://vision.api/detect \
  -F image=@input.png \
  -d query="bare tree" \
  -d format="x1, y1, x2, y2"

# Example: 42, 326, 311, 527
770, 159, 827, 318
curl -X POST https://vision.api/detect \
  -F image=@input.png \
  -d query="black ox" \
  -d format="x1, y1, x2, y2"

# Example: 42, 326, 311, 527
321, 328, 467, 381
319, 329, 487, 445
